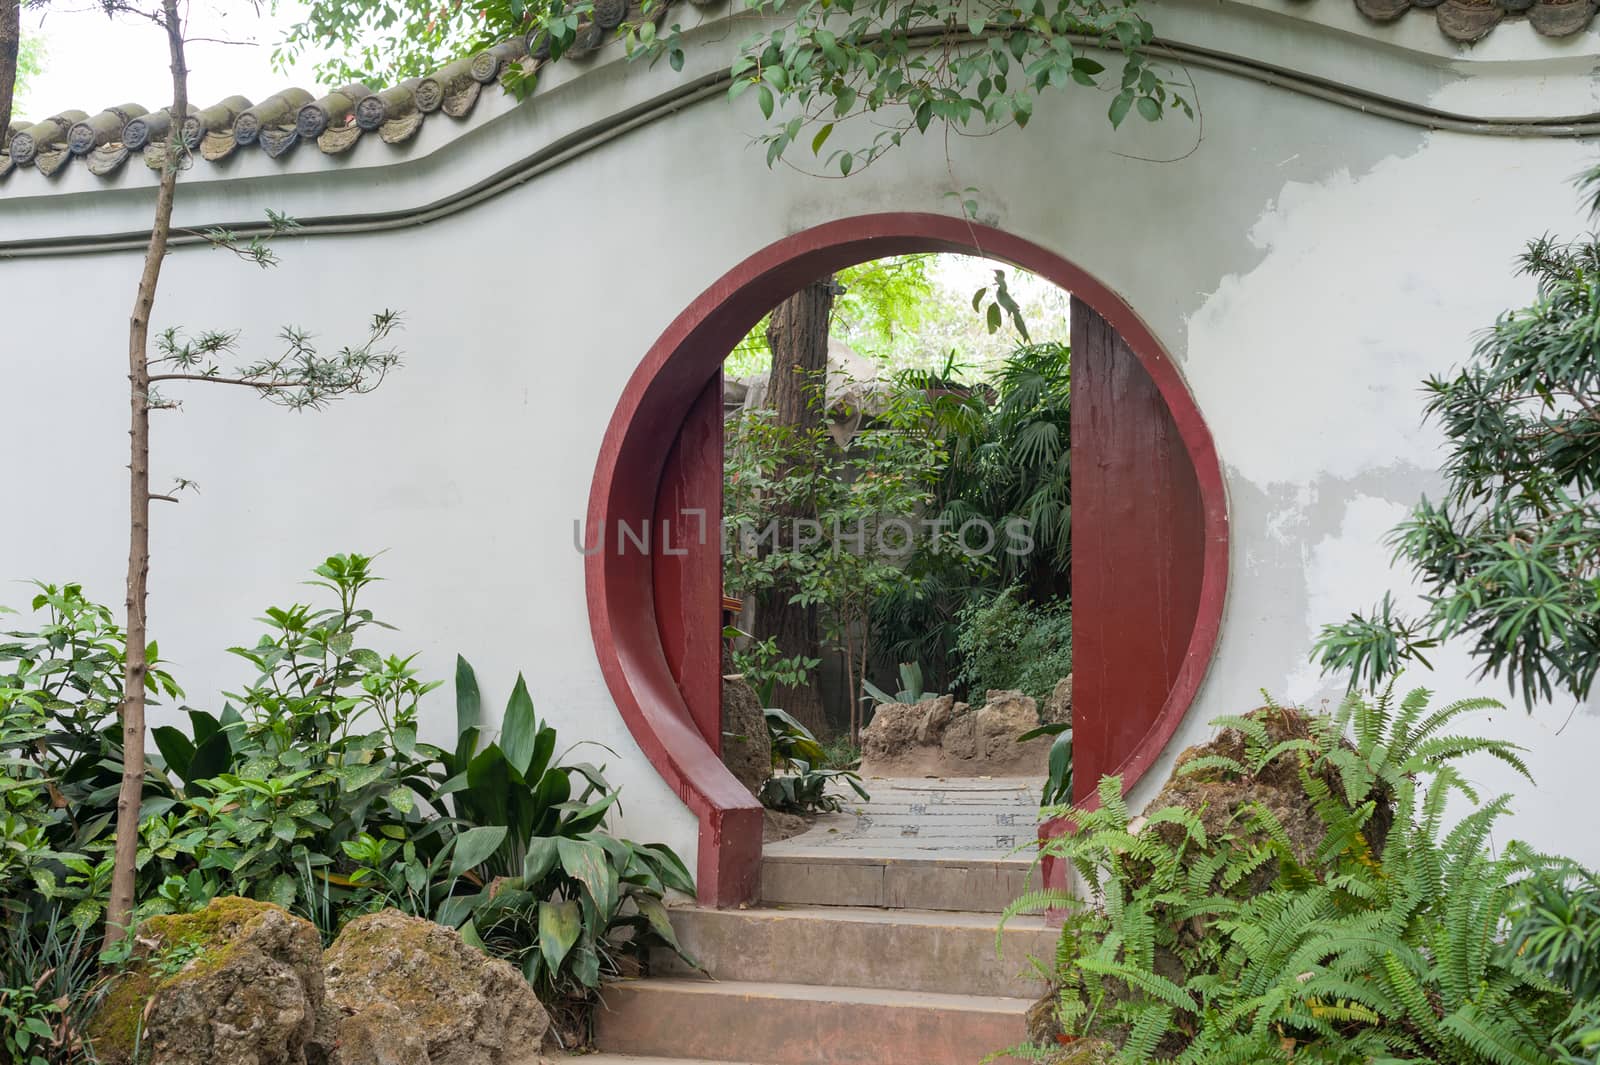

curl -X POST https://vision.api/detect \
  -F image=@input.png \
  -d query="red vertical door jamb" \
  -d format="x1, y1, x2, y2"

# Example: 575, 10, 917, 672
653, 371, 726, 752
1069, 296, 1206, 803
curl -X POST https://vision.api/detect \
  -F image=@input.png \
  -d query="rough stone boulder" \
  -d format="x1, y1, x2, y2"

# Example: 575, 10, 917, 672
89, 897, 325, 1065
314, 908, 548, 1065
861, 695, 957, 764
860, 690, 1049, 777
973, 690, 1047, 764
721, 647, 772, 796
1042, 675, 1073, 726
1149, 703, 1392, 884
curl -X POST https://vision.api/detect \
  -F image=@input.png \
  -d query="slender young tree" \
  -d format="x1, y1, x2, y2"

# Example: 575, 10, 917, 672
1, 0, 20, 137
100, 0, 401, 942
107, 0, 187, 946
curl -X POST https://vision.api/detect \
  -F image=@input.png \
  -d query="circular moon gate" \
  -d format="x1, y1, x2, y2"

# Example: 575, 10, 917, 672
587, 213, 1228, 907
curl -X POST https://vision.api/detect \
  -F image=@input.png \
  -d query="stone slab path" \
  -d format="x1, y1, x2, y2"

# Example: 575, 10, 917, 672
765, 775, 1045, 861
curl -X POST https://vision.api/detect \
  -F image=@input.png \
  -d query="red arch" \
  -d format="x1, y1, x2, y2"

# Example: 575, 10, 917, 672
585, 213, 1229, 907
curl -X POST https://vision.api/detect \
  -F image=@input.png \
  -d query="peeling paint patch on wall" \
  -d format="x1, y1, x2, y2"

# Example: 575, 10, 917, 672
1185, 133, 1593, 488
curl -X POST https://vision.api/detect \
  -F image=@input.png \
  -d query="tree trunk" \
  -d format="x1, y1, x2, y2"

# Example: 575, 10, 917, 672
756, 277, 834, 737
0, 0, 19, 143
106, 0, 186, 948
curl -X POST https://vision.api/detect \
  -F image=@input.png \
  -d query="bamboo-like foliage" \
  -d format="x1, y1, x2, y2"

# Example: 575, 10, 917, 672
1315, 174, 1600, 708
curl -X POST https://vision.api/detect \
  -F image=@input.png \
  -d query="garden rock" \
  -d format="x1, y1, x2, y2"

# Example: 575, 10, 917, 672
939, 712, 978, 761
1147, 704, 1391, 889
89, 896, 325, 1065
721, 648, 772, 796
974, 690, 1044, 763
1042, 675, 1073, 726
859, 698, 935, 762
914, 694, 961, 745
314, 908, 549, 1065
860, 690, 1049, 777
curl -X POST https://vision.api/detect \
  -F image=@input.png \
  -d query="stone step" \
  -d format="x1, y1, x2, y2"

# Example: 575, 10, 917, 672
559, 1057, 776, 1064
593, 978, 1032, 1065
655, 904, 1056, 998
759, 852, 1036, 913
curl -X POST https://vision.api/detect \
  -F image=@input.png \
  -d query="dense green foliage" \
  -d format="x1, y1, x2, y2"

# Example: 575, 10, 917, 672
726, 328, 1074, 723
873, 341, 1072, 683
952, 586, 1071, 705
1314, 181, 1600, 707
726, 256, 938, 378
724, 374, 948, 737
1, 557, 695, 1022
0, 583, 183, 930
1010, 685, 1592, 1063
0, 913, 103, 1065
1507, 864, 1600, 1063
274, 0, 1187, 177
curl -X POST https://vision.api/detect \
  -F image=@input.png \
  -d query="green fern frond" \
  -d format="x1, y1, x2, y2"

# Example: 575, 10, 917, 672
1177, 753, 1248, 779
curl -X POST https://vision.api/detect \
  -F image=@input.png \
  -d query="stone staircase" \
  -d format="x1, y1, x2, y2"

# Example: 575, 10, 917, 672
583, 851, 1055, 1065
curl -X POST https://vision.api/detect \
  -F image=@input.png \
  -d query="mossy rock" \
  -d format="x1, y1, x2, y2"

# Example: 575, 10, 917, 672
89, 896, 324, 1065
1152, 703, 1392, 888
315, 909, 548, 1065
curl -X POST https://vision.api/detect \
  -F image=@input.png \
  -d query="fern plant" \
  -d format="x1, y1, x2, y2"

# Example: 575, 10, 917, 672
1010, 684, 1578, 1064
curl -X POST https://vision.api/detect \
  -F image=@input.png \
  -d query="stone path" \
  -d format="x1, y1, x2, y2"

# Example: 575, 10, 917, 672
765, 775, 1045, 862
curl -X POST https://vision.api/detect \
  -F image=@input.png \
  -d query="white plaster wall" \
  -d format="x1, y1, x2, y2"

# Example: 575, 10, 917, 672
2, 1, 1597, 871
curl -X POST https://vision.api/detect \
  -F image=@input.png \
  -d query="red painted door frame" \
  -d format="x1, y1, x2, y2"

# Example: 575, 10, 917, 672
585, 214, 1228, 908
654, 373, 726, 753
1069, 297, 1208, 799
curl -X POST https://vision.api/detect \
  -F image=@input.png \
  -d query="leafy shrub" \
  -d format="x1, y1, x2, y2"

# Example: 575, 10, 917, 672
761, 708, 869, 814
1313, 176, 1600, 706
0, 583, 183, 930
138, 554, 446, 915
954, 587, 1070, 705
728, 631, 818, 708
1, 556, 698, 1008
1507, 862, 1600, 1064
0, 911, 105, 1065
860, 661, 931, 706
1018, 721, 1071, 807
1010, 684, 1582, 1063
874, 341, 1072, 680
401, 655, 696, 994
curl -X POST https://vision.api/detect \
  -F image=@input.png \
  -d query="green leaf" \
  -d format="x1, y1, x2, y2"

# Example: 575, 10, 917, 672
455, 655, 481, 738
268, 872, 297, 908
188, 732, 233, 783
558, 836, 619, 919
523, 836, 561, 885
811, 122, 833, 155
634, 893, 689, 957
151, 726, 196, 780
387, 786, 415, 814
538, 899, 582, 974
757, 83, 775, 120
1136, 95, 1161, 122
501, 674, 539, 776
449, 826, 509, 880
1108, 91, 1132, 128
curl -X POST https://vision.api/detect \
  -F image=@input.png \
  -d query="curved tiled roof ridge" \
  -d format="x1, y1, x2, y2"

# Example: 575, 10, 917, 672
0, 0, 1594, 185
0, 0, 685, 185
1343, 0, 1598, 40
